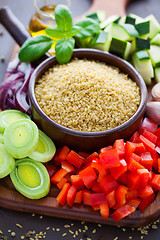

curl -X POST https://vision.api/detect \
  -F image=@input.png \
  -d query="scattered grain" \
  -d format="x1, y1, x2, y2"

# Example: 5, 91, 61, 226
11, 232, 16, 237
16, 223, 23, 229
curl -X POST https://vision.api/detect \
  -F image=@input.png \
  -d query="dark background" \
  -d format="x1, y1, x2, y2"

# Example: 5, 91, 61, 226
0, 0, 160, 239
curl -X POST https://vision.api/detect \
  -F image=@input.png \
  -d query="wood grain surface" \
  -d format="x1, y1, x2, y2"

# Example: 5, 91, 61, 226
1, 0, 159, 227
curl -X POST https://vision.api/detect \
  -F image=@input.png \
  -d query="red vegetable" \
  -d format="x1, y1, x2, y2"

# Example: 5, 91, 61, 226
79, 166, 97, 189
100, 149, 120, 169
67, 185, 77, 207
66, 150, 84, 168
111, 204, 136, 222
56, 183, 71, 206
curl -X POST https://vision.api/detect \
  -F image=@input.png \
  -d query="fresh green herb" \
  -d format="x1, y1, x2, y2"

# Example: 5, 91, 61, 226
18, 4, 100, 64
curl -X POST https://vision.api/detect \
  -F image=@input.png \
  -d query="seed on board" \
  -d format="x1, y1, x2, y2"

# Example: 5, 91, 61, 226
11, 232, 16, 237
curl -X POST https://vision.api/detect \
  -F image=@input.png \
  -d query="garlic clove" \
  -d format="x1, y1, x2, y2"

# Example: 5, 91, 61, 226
151, 82, 160, 101
145, 101, 160, 123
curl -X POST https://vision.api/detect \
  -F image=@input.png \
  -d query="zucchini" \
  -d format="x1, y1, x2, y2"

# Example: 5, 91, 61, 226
0, 143, 15, 178
132, 50, 154, 85
28, 130, 56, 163
110, 23, 139, 41
0, 109, 30, 133
148, 45, 160, 67
10, 158, 50, 199
128, 13, 144, 24
109, 38, 131, 59
100, 15, 121, 29
155, 67, 160, 83
4, 119, 39, 159
86, 11, 106, 23
119, 15, 136, 25
130, 38, 150, 54
89, 31, 112, 51
151, 33, 160, 45
144, 15, 160, 39
135, 21, 150, 36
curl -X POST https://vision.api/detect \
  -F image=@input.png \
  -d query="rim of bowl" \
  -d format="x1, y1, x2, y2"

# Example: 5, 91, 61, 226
29, 48, 147, 137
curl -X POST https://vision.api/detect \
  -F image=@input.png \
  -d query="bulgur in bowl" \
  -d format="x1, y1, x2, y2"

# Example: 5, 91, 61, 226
29, 49, 147, 153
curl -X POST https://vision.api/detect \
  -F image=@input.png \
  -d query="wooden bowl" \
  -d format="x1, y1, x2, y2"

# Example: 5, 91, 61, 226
29, 49, 147, 153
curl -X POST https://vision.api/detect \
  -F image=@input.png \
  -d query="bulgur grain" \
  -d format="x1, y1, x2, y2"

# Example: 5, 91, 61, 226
35, 58, 140, 132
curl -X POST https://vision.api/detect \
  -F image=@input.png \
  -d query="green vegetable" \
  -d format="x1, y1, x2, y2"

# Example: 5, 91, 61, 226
0, 133, 3, 144
18, 35, 54, 62
75, 18, 100, 38
28, 129, 56, 162
10, 158, 50, 199
148, 45, 160, 67
0, 109, 30, 133
0, 143, 15, 178
4, 119, 39, 158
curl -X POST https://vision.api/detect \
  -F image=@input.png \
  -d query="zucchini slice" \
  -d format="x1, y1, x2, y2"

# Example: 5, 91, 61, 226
109, 38, 131, 59
144, 14, 160, 39
0, 110, 30, 133
135, 21, 150, 36
110, 23, 139, 41
28, 130, 56, 162
151, 33, 160, 45
100, 15, 121, 29
4, 119, 39, 159
10, 158, 50, 199
90, 31, 112, 51
130, 38, 150, 54
0, 143, 15, 178
148, 45, 160, 67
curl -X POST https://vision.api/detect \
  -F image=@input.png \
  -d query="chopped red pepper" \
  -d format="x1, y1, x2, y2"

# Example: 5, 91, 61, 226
140, 117, 158, 133
150, 174, 160, 190
126, 189, 138, 201
138, 193, 155, 212
74, 190, 83, 204
83, 190, 91, 205
91, 182, 103, 193
137, 135, 155, 153
113, 139, 125, 158
57, 177, 68, 189
61, 161, 75, 173
84, 152, 99, 165
100, 174, 119, 195
99, 145, 113, 153
100, 202, 109, 220
134, 143, 146, 155
128, 158, 145, 172
66, 150, 84, 168
137, 169, 151, 189
138, 185, 154, 199
111, 204, 136, 222
100, 149, 120, 169
57, 146, 70, 162
106, 190, 116, 208
110, 159, 127, 180
91, 161, 107, 182
127, 198, 141, 209
51, 168, 68, 184
125, 141, 136, 163
45, 165, 56, 179
142, 129, 158, 144
129, 131, 139, 143
79, 166, 97, 189
90, 193, 106, 207
70, 174, 84, 190
140, 152, 153, 169
113, 185, 128, 209
67, 185, 77, 207
127, 172, 140, 190
56, 183, 71, 206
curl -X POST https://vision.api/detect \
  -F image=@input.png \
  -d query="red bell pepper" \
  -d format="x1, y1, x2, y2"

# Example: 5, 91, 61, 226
155, 127, 160, 139
140, 152, 153, 169
56, 183, 71, 206
137, 169, 151, 189
150, 174, 160, 190
113, 139, 125, 158
127, 198, 141, 209
138, 193, 155, 212
78, 151, 90, 159
129, 131, 139, 143
84, 152, 99, 165
99, 145, 113, 153
125, 141, 136, 163
100, 202, 109, 220
61, 161, 75, 173
91, 182, 103, 193
57, 146, 70, 162
90, 193, 106, 207
67, 185, 77, 207
128, 158, 145, 172
91, 161, 107, 182
110, 159, 127, 180
117, 172, 128, 186
133, 143, 146, 155
113, 185, 128, 209
140, 117, 158, 133
151, 150, 159, 171
158, 158, 160, 173
106, 190, 116, 208
100, 149, 120, 169
79, 166, 97, 189
100, 174, 119, 195
57, 177, 68, 189
137, 135, 155, 153
45, 165, 57, 179
127, 172, 140, 190
51, 168, 68, 184
74, 190, 83, 204
111, 204, 136, 222
138, 185, 154, 199
142, 129, 158, 144
66, 150, 84, 168
70, 174, 84, 190
83, 190, 92, 205
130, 153, 141, 163
126, 189, 138, 201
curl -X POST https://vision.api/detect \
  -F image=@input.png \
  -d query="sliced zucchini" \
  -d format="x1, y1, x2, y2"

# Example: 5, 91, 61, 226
151, 33, 160, 45
0, 133, 3, 144
144, 15, 160, 39
28, 130, 56, 163
89, 31, 112, 51
86, 11, 106, 23
135, 21, 150, 36
4, 119, 39, 159
130, 38, 150, 54
100, 15, 121, 29
0, 143, 15, 178
10, 157, 50, 199
0, 110, 30, 133
109, 38, 131, 59
119, 15, 136, 25
110, 23, 139, 41
155, 67, 160, 83
128, 13, 144, 24
148, 45, 160, 67
132, 50, 154, 85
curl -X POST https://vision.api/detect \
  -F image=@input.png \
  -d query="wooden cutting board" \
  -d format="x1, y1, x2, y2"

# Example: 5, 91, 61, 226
1, 0, 159, 227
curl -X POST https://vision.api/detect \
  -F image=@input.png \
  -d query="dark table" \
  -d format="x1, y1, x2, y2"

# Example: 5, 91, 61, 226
0, 0, 160, 239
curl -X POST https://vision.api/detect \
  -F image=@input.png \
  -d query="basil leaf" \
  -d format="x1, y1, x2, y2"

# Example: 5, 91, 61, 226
75, 18, 100, 38
18, 35, 53, 62
67, 26, 82, 37
45, 27, 66, 39
55, 4, 73, 32
55, 38, 75, 64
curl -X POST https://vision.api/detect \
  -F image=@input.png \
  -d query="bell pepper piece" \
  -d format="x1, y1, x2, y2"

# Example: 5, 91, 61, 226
130, 153, 141, 163
117, 172, 128, 186
125, 141, 136, 163
45, 165, 57, 179
91, 161, 107, 182
99, 145, 113, 153
158, 158, 160, 173
127, 198, 141, 209
83, 190, 92, 205
142, 129, 158, 144
113, 139, 125, 158
128, 158, 145, 172
67, 185, 77, 207
137, 135, 155, 153
53, 148, 61, 165
61, 161, 75, 173
56, 183, 71, 206
70, 174, 84, 190
78, 151, 90, 159
74, 190, 83, 204
140, 117, 158, 133
51, 168, 68, 184
133, 143, 146, 155
140, 152, 153, 169
90, 193, 106, 207
155, 127, 160, 139
57, 146, 70, 162
84, 152, 99, 165
138, 193, 155, 212
126, 189, 138, 201
66, 150, 84, 168
91, 182, 103, 193
127, 172, 140, 190
79, 166, 97, 189
151, 150, 159, 170
138, 185, 154, 199
100, 149, 120, 169
150, 174, 160, 190
100, 174, 119, 195
57, 177, 68, 189
113, 185, 128, 209
111, 204, 136, 222
129, 131, 139, 143
110, 159, 127, 180
106, 190, 116, 208
100, 202, 109, 220
137, 169, 151, 189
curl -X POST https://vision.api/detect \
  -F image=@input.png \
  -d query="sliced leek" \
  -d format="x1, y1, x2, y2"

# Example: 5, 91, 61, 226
10, 157, 50, 199
0, 133, 4, 144
28, 130, 56, 162
0, 109, 30, 133
0, 143, 15, 178
4, 119, 39, 158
